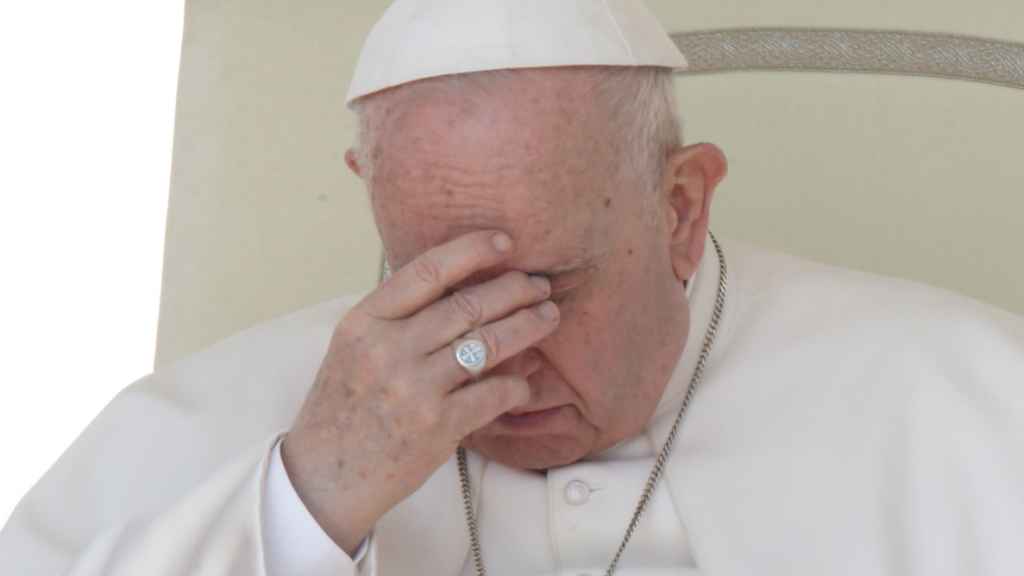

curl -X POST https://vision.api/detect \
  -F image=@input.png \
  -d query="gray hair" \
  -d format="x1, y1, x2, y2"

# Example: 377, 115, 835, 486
350, 66, 683, 217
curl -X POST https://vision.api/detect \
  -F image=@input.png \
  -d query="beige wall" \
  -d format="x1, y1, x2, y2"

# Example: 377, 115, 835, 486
157, 0, 1024, 368
650, 0, 1024, 321
157, 2, 390, 367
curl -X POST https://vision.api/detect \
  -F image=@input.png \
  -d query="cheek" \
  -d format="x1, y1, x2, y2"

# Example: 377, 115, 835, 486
541, 297, 625, 408
371, 199, 444, 268
371, 194, 413, 256
550, 270, 660, 395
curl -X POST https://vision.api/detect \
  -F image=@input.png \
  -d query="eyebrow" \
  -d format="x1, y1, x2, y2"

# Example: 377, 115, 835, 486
445, 250, 601, 293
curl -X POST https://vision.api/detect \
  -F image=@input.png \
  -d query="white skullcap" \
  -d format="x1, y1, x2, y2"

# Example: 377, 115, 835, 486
346, 0, 687, 106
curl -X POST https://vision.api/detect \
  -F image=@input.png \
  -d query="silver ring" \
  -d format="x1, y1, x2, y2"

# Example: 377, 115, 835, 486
453, 337, 488, 377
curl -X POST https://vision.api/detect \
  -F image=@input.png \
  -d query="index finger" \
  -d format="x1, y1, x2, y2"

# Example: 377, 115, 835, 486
359, 230, 514, 320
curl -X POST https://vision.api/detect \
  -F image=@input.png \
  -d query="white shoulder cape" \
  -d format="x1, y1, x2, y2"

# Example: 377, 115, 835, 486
2, 237, 1022, 575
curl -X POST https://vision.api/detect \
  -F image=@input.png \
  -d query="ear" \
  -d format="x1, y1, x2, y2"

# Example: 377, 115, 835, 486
662, 142, 728, 283
344, 148, 364, 178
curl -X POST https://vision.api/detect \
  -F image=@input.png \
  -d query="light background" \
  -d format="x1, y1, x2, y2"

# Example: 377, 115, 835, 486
0, 3, 185, 523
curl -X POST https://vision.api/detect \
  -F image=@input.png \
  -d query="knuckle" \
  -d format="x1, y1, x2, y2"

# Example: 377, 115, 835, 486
413, 254, 444, 288
354, 287, 391, 320
448, 290, 483, 326
333, 315, 366, 345
338, 307, 390, 345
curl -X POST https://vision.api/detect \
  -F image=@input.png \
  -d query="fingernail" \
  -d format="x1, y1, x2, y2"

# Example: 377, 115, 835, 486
538, 301, 559, 321
492, 232, 512, 253
530, 275, 551, 295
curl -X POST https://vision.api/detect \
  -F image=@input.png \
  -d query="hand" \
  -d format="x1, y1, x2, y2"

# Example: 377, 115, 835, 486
281, 230, 559, 555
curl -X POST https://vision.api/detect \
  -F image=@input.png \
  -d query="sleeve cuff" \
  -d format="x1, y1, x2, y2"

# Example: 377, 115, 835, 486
261, 433, 373, 575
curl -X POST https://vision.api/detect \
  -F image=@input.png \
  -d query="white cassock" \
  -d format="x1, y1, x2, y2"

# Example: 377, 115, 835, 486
2, 234, 1023, 575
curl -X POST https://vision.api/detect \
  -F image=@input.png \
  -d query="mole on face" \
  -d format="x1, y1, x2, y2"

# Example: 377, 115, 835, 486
604, 196, 612, 208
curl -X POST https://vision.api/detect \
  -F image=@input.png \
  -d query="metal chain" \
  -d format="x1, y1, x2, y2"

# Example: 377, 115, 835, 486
457, 231, 729, 576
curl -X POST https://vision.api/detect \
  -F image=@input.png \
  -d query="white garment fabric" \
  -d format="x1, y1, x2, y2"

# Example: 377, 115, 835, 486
345, 0, 688, 104
2, 234, 1024, 575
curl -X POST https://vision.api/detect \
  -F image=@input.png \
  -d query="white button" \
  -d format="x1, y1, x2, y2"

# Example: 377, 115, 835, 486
564, 479, 591, 505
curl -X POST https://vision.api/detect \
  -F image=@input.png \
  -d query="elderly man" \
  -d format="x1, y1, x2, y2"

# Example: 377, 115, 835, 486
3, 1, 1024, 575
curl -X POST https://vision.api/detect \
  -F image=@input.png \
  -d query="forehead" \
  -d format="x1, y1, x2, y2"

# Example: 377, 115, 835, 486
369, 73, 617, 272
384, 198, 600, 282
373, 72, 606, 176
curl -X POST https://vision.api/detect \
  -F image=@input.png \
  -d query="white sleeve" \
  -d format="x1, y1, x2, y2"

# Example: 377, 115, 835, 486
60, 435, 305, 575
52, 433, 378, 576
262, 436, 374, 575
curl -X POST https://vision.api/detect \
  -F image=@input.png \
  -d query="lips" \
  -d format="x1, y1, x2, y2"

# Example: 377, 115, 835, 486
505, 405, 560, 417
497, 405, 567, 428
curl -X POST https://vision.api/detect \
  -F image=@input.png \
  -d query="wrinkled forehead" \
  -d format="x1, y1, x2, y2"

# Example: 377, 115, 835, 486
373, 79, 604, 164
381, 197, 601, 281
369, 81, 617, 276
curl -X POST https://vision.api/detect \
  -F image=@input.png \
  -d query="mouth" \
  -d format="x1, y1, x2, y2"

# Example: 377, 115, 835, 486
498, 405, 566, 428
505, 404, 557, 416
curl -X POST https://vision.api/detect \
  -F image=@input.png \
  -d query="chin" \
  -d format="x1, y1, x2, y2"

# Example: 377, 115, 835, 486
462, 433, 593, 470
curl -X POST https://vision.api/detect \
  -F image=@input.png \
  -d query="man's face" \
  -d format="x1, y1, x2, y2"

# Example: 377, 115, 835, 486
360, 70, 691, 469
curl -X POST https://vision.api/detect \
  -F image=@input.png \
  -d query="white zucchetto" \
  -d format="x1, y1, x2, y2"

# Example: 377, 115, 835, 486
346, 0, 688, 106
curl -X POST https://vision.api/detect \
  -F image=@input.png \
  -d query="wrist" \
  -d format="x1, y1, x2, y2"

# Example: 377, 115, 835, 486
280, 430, 386, 556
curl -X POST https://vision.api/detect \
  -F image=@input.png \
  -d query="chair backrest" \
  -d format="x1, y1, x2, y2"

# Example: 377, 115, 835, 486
654, 0, 1024, 330
157, 0, 1024, 367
